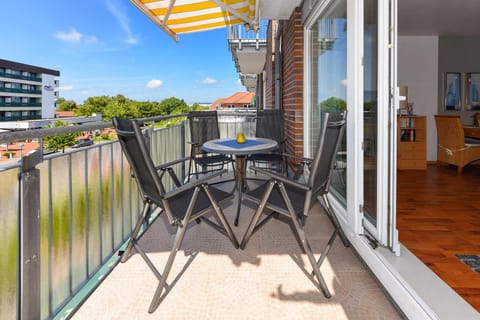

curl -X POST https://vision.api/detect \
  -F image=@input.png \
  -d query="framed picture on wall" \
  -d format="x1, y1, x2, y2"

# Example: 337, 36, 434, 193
466, 72, 480, 111
444, 72, 462, 111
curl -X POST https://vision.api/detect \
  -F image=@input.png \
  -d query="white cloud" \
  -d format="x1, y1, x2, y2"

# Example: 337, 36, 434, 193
146, 79, 163, 89
58, 85, 73, 91
55, 29, 83, 43
55, 28, 98, 44
106, 0, 138, 44
200, 77, 217, 84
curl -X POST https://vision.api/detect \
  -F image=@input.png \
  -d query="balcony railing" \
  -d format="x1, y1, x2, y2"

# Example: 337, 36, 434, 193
0, 102, 42, 107
0, 71, 42, 82
228, 20, 268, 89
0, 115, 42, 121
0, 110, 257, 320
0, 87, 42, 95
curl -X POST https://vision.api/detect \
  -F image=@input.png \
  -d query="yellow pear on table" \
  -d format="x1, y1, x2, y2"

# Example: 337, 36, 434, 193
236, 132, 246, 144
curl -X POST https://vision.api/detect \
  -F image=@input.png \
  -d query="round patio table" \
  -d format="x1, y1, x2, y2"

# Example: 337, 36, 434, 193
202, 137, 278, 226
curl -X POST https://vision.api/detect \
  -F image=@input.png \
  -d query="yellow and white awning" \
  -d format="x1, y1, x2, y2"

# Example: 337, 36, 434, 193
130, 0, 258, 42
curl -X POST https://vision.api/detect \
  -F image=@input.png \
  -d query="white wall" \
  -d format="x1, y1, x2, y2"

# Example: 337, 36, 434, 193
398, 36, 439, 161
41, 74, 57, 119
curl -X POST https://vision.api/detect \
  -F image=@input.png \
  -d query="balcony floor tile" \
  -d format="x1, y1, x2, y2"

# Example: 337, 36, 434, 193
71, 179, 402, 320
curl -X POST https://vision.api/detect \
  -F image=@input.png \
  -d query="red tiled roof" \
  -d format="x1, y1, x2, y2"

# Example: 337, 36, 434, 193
55, 111, 75, 117
225, 92, 255, 104
210, 92, 254, 109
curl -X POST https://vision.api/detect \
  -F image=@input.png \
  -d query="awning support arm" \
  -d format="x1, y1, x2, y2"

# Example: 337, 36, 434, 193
209, 0, 258, 29
130, 0, 179, 42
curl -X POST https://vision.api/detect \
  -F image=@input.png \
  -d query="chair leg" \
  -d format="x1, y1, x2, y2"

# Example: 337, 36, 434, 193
148, 188, 200, 313
240, 180, 275, 249
277, 183, 332, 299
321, 194, 350, 247
148, 213, 191, 313
203, 185, 239, 248
121, 201, 151, 263
313, 228, 338, 274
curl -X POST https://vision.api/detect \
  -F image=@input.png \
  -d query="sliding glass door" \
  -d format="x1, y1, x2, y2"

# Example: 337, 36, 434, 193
362, 0, 399, 251
305, 0, 399, 252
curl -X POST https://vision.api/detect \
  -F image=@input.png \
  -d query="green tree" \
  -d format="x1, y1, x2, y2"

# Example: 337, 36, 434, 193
57, 99, 77, 111
56, 97, 66, 106
103, 99, 139, 121
319, 97, 347, 112
75, 95, 111, 116
43, 121, 78, 153
191, 103, 209, 111
159, 97, 188, 115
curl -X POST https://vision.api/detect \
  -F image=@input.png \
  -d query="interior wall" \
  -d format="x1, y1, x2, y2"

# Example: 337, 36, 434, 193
398, 36, 439, 161
438, 36, 480, 124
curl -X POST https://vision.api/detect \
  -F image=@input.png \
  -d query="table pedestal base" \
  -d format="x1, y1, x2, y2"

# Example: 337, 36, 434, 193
234, 155, 246, 226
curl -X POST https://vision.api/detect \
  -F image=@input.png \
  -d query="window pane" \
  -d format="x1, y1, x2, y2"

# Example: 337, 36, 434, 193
310, 0, 347, 200
363, 0, 378, 224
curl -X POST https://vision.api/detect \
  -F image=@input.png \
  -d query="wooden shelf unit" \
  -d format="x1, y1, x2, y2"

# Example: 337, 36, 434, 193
397, 115, 426, 170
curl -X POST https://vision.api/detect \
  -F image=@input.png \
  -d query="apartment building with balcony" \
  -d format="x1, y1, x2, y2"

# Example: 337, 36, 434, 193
0, 59, 59, 121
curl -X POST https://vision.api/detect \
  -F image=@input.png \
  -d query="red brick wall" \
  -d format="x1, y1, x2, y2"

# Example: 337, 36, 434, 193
281, 8, 304, 161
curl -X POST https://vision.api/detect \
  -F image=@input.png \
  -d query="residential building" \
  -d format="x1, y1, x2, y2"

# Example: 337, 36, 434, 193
0, 58, 60, 121
210, 91, 255, 109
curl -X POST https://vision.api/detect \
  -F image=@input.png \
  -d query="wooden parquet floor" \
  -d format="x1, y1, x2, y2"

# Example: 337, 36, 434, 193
397, 164, 480, 312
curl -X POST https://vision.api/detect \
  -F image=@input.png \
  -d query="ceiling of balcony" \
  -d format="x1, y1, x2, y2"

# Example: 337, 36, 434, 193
399, 0, 480, 36
258, 0, 302, 20
235, 47, 267, 74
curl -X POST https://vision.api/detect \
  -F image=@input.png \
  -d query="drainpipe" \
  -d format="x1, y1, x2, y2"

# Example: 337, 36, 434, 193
274, 21, 283, 110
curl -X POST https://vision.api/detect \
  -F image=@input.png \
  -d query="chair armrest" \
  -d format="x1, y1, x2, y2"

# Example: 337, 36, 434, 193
163, 169, 228, 199
249, 166, 310, 191
155, 157, 190, 171
186, 141, 201, 146
282, 153, 312, 164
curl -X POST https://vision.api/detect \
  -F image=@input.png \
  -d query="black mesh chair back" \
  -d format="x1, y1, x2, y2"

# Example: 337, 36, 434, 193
114, 117, 165, 203
189, 110, 221, 144
309, 111, 346, 200
112, 116, 239, 313
240, 111, 348, 300
256, 109, 284, 143
248, 109, 286, 172
188, 111, 234, 179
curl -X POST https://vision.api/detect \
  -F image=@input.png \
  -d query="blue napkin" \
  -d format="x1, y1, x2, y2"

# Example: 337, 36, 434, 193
216, 139, 264, 149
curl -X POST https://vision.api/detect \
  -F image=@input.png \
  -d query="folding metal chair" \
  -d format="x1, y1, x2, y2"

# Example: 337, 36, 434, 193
112, 117, 239, 313
240, 111, 349, 299
187, 111, 234, 180
247, 109, 286, 173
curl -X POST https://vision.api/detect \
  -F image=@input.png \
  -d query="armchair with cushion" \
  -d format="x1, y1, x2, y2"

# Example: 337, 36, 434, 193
434, 115, 480, 173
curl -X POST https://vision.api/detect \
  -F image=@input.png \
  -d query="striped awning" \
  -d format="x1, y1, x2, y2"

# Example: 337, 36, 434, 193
130, 0, 258, 42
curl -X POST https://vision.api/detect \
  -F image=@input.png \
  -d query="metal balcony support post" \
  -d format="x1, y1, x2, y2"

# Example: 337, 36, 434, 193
19, 149, 42, 320
181, 121, 186, 180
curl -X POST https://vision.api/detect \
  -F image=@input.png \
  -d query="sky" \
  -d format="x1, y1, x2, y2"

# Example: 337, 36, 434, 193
1, 0, 245, 104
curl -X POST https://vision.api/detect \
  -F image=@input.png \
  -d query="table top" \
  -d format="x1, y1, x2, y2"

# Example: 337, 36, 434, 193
202, 137, 278, 155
